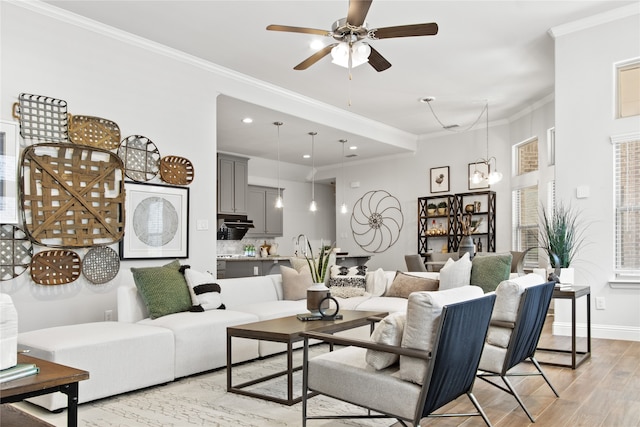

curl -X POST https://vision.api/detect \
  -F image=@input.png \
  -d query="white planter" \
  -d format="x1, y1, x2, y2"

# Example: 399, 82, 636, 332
559, 267, 574, 285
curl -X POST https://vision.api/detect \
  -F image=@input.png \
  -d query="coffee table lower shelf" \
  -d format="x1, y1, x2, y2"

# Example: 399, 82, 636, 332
226, 310, 386, 406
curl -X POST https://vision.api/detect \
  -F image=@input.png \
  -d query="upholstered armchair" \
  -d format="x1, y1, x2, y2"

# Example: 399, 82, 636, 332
477, 275, 558, 422
300, 288, 496, 427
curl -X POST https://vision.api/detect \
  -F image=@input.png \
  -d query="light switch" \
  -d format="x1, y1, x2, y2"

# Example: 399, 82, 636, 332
196, 219, 209, 230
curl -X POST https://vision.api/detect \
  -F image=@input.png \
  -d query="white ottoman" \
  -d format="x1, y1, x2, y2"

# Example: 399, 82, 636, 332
18, 321, 175, 411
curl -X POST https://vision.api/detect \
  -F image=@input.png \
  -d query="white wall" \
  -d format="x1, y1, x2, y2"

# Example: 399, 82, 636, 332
552, 9, 640, 341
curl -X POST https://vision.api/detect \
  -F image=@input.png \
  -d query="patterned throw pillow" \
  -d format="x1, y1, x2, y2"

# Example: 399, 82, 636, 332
131, 260, 192, 319
328, 264, 368, 298
471, 253, 513, 293
183, 268, 225, 311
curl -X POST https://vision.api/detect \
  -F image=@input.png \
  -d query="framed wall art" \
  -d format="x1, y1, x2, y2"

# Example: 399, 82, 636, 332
430, 166, 450, 193
0, 120, 20, 223
468, 162, 490, 190
120, 182, 189, 260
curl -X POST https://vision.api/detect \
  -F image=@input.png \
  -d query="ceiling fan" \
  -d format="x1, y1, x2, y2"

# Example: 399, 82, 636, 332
266, 0, 438, 72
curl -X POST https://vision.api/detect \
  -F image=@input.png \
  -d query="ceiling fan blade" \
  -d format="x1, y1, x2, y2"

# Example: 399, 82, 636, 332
367, 46, 391, 72
346, 0, 373, 27
371, 23, 439, 39
294, 43, 338, 70
267, 24, 331, 37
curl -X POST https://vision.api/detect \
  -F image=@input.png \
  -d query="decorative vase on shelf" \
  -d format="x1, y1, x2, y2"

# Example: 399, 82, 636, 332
559, 267, 574, 285
458, 235, 475, 260
307, 283, 330, 315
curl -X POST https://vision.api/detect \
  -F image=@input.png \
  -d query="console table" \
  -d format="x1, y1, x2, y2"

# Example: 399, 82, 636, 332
537, 285, 591, 369
0, 354, 89, 427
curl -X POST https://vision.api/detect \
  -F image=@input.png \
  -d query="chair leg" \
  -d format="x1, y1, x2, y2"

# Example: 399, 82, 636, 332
501, 376, 536, 423
530, 356, 559, 397
302, 339, 309, 427
467, 392, 493, 427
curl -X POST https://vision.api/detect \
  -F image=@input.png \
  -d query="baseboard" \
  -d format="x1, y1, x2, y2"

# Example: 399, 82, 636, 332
553, 321, 640, 342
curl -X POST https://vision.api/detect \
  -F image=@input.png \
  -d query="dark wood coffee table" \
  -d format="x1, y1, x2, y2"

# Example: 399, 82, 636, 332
1, 354, 89, 427
227, 310, 386, 405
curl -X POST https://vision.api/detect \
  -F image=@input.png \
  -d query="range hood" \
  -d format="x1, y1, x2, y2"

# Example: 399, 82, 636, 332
217, 215, 254, 240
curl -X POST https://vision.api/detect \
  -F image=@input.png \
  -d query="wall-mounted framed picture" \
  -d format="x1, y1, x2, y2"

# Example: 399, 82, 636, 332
120, 181, 189, 260
468, 162, 490, 190
0, 120, 20, 224
430, 166, 450, 193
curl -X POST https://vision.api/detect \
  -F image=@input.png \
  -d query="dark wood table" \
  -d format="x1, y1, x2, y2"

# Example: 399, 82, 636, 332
537, 285, 591, 369
1, 354, 89, 427
227, 310, 386, 405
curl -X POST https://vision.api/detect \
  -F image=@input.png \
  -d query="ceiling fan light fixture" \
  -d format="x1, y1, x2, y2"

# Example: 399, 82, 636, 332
331, 41, 370, 68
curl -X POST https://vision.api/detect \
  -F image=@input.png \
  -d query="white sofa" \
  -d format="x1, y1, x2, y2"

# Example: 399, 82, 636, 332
16, 270, 456, 411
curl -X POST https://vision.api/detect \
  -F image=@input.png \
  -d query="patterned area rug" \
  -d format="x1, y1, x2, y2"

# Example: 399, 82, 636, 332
14, 345, 401, 427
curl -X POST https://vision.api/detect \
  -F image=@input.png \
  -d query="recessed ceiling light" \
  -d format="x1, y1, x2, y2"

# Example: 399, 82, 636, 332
349, 145, 358, 150
303, 154, 311, 159
241, 117, 253, 124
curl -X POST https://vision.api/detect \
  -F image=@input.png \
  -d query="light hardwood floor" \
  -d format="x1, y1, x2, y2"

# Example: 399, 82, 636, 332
420, 315, 640, 426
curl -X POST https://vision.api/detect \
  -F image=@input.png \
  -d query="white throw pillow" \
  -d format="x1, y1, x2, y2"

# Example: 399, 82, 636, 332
366, 312, 406, 370
280, 265, 313, 300
396, 285, 484, 384
438, 252, 472, 290
184, 269, 224, 311
365, 268, 387, 296
492, 273, 547, 323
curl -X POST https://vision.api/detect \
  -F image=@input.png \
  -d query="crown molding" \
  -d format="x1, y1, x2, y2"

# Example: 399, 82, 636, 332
548, 3, 640, 39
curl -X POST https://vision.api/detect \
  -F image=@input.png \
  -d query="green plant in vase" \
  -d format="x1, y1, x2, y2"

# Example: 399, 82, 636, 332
538, 203, 588, 269
304, 239, 335, 284
427, 203, 437, 216
437, 201, 447, 215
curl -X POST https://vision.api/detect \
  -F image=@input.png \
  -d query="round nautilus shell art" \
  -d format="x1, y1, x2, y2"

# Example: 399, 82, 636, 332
350, 190, 404, 253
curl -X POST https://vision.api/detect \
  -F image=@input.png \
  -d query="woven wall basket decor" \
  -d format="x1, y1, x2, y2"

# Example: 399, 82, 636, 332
82, 246, 119, 284
0, 224, 33, 281
30, 249, 81, 285
68, 114, 121, 150
12, 93, 69, 142
160, 155, 195, 185
20, 143, 126, 247
117, 135, 160, 182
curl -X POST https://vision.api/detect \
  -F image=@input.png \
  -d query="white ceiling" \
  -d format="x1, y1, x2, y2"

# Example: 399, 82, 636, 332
42, 0, 637, 166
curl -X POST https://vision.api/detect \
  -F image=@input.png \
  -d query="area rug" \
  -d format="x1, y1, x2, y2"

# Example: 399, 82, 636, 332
14, 345, 401, 427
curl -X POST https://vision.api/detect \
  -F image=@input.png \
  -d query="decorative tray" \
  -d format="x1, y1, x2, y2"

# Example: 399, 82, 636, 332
160, 155, 194, 185
30, 249, 82, 285
68, 114, 121, 150
0, 224, 33, 281
20, 143, 125, 247
12, 93, 69, 142
117, 135, 160, 182
82, 246, 120, 284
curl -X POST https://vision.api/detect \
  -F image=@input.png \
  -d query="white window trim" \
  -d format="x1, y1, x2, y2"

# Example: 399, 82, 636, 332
610, 131, 640, 288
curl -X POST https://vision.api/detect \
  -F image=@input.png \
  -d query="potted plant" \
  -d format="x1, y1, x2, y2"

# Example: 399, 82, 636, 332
437, 201, 447, 215
538, 203, 588, 284
304, 239, 335, 314
427, 203, 437, 216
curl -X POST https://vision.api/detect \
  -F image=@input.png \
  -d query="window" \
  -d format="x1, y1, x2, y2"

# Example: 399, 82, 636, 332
512, 138, 540, 266
613, 135, 640, 278
513, 186, 539, 264
517, 138, 538, 175
617, 62, 640, 118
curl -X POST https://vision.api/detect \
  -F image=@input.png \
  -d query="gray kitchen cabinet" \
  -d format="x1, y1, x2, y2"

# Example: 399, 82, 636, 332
217, 154, 248, 215
246, 185, 283, 237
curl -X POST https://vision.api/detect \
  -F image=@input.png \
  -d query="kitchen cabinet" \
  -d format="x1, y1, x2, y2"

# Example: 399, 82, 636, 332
217, 154, 248, 215
246, 185, 283, 237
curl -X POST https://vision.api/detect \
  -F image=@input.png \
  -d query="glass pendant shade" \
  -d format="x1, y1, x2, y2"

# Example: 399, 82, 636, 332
340, 203, 348, 214
309, 200, 318, 212
331, 41, 371, 68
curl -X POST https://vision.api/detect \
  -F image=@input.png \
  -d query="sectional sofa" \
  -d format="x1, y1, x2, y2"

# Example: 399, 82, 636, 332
17, 253, 521, 411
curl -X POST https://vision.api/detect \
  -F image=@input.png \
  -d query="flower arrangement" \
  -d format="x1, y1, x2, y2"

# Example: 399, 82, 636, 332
304, 239, 335, 283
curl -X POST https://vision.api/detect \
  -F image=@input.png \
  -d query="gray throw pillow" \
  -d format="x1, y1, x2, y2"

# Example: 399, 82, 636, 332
386, 271, 439, 298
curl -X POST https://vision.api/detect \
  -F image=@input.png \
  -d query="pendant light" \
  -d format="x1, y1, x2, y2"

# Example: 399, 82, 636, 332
309, 132, 317, 212
470, 101, 503, 185
273, 121, 284, 208
339, 139, 348, 214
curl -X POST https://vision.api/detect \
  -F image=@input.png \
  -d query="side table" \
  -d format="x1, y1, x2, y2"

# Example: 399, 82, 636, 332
1, 354, 89, 427
537, 285, 591, 369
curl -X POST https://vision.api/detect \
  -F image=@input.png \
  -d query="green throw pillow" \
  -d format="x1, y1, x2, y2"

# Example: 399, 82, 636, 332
131, 260, 192, 319
470, 253, 513, 293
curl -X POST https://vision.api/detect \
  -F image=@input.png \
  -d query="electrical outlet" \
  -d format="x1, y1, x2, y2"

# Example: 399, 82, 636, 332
595, 297, 606, 310
253, 266, 259, 276
104, 310, 113, 321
